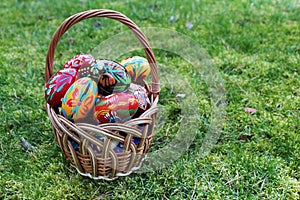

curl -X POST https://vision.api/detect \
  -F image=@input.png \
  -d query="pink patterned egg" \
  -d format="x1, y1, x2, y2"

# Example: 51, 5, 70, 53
44, 68, 78, 108
63, 54, 95, 70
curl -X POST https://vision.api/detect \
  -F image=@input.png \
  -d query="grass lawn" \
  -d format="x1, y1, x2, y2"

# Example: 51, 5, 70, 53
0, 0, 299, 199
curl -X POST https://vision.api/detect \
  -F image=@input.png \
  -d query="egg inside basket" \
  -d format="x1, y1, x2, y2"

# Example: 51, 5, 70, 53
45, 54, 153, 155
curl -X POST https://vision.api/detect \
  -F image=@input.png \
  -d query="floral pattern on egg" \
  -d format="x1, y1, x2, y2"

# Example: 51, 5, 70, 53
96, 60, 131, 96
63, 54, 95, 70
120, 56, 151, 83
78, 61, 105, 80
61, 77, 98, 121
94, 92, 138, 123
44, 68, 78, 108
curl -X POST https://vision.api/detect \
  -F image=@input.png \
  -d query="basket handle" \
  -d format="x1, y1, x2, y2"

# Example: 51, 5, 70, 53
45, 9, 160, 95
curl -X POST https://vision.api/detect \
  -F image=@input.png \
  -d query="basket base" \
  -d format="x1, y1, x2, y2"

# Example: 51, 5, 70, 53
72, 155, 147, 181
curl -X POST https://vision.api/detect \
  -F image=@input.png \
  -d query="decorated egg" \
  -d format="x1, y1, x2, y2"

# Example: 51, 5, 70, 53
127, 83, 151, 111
78, 61, 104, 80
44, 68, 78, 108
96, 60, 131, 95
61, 77, 98, 121
63, 54, 95, 70
120, 56, 151, 83
94, 93, 138, 123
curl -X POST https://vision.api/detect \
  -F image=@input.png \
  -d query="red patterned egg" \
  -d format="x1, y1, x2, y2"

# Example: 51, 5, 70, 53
44, 68, 78, 108
94, 93, 138, 123
63, 54, 95, 70
120, 56, 151, 83
61, 77, 98, 121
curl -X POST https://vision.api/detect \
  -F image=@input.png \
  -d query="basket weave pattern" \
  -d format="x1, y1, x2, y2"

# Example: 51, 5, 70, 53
45, 9, 160, 180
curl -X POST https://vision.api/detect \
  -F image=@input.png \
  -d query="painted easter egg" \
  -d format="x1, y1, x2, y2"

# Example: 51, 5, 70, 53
96, 60, 131, 96
63, 54, 95, 70
61, 77, 98, 121
78, 61, 105, 80
120, 56, 151, 83
44, 68, 78, 108
127, 83, 151, 111
94, 93, 138, 123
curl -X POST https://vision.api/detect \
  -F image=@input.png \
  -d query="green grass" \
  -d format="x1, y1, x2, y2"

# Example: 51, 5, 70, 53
0, 0, 299, 199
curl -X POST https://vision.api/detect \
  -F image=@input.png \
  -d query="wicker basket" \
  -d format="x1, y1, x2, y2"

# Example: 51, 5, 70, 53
45, 9, 160, 181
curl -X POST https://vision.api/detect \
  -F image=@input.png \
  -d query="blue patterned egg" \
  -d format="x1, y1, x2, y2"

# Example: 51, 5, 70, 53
96, 60, 131, 95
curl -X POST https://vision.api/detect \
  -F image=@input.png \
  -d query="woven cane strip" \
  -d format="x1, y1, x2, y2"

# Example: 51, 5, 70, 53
140, 106, 159, 118
68, 140, 84, 172
97, 124, 143, 138
123, 118, 152, 126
